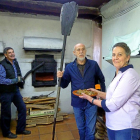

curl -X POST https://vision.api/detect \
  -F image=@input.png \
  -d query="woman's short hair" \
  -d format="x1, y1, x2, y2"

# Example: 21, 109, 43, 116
112, 42, 131, 56
3, 47, 13, 54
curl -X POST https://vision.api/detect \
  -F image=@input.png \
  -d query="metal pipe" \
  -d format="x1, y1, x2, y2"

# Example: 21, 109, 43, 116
23, 61, 45, 80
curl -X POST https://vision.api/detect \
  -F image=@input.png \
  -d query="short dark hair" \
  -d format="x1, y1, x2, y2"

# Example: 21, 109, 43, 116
3, 47, 14, 54
112, 42, 131, 56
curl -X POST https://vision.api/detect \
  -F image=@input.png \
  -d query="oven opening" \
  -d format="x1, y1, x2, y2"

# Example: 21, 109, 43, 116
35, 73, 54, 81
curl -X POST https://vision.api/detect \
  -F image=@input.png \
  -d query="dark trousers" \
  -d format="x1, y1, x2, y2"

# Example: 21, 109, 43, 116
0, 87, 26, 136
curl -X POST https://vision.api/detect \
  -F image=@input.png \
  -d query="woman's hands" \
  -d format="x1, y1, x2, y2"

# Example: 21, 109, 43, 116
79, 88, 97, 101
79, 93, 90, 100
79, 88, 103, 107
87, 88, 101, 99
87, 88, 106, 100
87, 88, 99, 93
79, 88, 102, 101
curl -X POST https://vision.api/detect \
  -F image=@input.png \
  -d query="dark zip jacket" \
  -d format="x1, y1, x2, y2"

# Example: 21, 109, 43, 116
0, 58, 22, 93
60, 58, 106, 108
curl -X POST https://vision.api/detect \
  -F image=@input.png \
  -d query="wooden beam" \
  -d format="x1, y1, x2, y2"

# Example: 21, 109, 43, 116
0, 0, 61, 13
0, 0, 100, 16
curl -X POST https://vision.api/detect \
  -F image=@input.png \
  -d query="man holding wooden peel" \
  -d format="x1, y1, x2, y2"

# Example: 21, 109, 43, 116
57, 43, 105, 140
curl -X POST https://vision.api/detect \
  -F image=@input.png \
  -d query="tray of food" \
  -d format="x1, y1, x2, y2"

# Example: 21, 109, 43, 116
73, 89, 97, 97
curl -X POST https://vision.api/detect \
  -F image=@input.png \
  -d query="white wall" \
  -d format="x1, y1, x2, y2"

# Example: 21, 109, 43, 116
101, 0, 140, 87
0, 13, 95, 118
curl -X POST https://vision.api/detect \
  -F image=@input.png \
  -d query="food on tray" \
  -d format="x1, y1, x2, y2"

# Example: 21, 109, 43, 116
74, 89, 97, 96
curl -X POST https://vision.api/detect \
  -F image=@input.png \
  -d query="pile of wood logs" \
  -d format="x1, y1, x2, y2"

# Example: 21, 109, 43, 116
22, 96, 67, 127
95, 121, 108, 140
95, 107, 108, 140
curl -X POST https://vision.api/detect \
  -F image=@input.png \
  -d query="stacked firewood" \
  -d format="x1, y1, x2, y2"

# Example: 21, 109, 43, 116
22, 96, 67, 127
95, 121, 108, 140
95, 107, 108, 140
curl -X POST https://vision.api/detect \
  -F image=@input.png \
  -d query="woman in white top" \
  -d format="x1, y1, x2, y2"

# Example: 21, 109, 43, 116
80, 42, 140, 140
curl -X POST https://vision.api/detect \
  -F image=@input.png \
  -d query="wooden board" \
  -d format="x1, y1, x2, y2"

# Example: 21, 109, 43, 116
33, 100, 56, 104
24, 97, 56, 103
26, 115, 63, 125
26, 104, 53, 109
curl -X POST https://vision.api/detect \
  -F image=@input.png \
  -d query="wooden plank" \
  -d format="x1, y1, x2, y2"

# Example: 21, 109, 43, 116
26, 112, 67, 119
26, 115, 63, 124
33, 100, 56, 104
26, 124, 36, 127
26, 104, 53, 109
24, 97, 56, 103
30, 109, 55, 116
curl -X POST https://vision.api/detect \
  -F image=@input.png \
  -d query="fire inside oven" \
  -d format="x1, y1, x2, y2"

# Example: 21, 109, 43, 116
32, 54, 57, 87
35, 72, 54, 81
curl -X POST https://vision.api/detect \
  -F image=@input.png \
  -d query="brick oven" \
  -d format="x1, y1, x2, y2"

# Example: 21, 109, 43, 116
32, 54, 57, 87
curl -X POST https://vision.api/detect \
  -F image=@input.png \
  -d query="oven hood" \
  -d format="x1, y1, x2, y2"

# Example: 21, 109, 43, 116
23, 37, 63, 52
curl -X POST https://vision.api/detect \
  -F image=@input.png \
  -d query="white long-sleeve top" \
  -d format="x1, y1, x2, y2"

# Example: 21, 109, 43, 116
101, 65, 140, 130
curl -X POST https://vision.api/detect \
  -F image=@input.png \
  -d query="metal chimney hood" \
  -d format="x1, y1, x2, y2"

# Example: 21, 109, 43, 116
23, 37, 63, 52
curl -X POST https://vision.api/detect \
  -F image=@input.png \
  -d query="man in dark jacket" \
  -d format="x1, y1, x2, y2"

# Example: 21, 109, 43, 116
0, 47, 31, 139
57, 43, 105, 140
